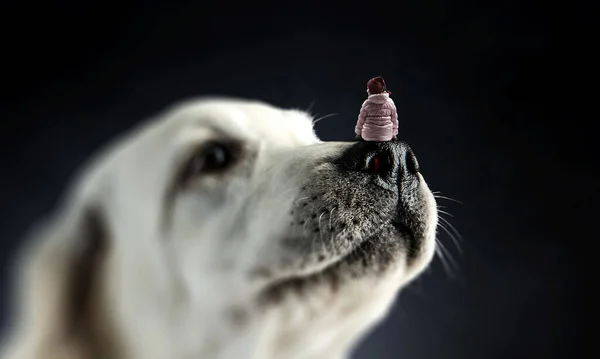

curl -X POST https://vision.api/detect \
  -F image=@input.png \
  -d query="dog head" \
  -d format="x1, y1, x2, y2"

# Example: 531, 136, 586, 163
0, 98, 437, 359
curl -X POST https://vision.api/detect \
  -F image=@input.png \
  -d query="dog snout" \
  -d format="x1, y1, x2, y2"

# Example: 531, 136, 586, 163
336, 141, 420, 179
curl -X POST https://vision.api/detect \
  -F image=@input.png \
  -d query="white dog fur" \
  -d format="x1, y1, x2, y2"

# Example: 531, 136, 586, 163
0, 97, 438, 359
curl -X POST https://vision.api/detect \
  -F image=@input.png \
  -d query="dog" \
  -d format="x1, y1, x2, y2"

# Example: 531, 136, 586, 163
0, 97, 438, 359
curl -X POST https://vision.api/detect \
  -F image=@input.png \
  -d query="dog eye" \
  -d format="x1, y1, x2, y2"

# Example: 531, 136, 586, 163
185, 142, 233, 177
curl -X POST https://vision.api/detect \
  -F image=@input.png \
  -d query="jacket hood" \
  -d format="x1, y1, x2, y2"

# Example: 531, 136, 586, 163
368, 93, 391, 104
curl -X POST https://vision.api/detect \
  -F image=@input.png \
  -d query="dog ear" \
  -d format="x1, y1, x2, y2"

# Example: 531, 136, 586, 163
1, 201, 109, 359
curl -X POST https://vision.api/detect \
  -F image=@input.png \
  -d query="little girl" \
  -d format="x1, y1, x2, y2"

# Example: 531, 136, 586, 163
355, 76, 398, 141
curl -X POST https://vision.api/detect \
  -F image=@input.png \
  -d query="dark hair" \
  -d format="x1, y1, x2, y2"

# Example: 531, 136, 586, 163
367, 76, 390, 95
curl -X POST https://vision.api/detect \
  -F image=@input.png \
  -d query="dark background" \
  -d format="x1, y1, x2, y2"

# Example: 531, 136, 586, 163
0, 1, 587, 358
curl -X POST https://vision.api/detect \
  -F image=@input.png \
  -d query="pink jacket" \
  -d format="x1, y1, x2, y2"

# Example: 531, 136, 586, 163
355, 93, 398, 141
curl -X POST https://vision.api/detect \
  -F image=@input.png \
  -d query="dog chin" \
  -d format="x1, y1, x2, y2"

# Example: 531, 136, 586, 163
258, 220, 432, 307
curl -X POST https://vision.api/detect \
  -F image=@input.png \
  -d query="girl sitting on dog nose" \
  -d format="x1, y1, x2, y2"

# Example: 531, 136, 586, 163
355, 76, 398, 142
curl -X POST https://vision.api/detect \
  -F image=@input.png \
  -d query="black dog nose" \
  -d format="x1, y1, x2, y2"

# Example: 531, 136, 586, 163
337, 141, 420, 178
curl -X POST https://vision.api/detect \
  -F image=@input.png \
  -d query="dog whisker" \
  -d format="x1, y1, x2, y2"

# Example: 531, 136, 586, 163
318, 211, 329, 255
431, 189, 463, 203
433, 194, 463, 205
437, 209, 454, 218
328, 208, 339, 257
312, 113, 339, 125
438, 214, 463, 245
434, 242, 454, 279
435, 237, 460, 279
305, 99, 317, 114
437, 221, 463, 256
438, 215, 462, 241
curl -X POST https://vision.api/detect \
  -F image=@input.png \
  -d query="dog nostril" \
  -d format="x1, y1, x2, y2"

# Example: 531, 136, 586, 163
405, 150, 419, 174
369, 155, 381, 172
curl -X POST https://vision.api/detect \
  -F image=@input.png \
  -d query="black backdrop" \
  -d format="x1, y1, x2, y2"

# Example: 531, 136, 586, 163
0, 1, 586, 358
